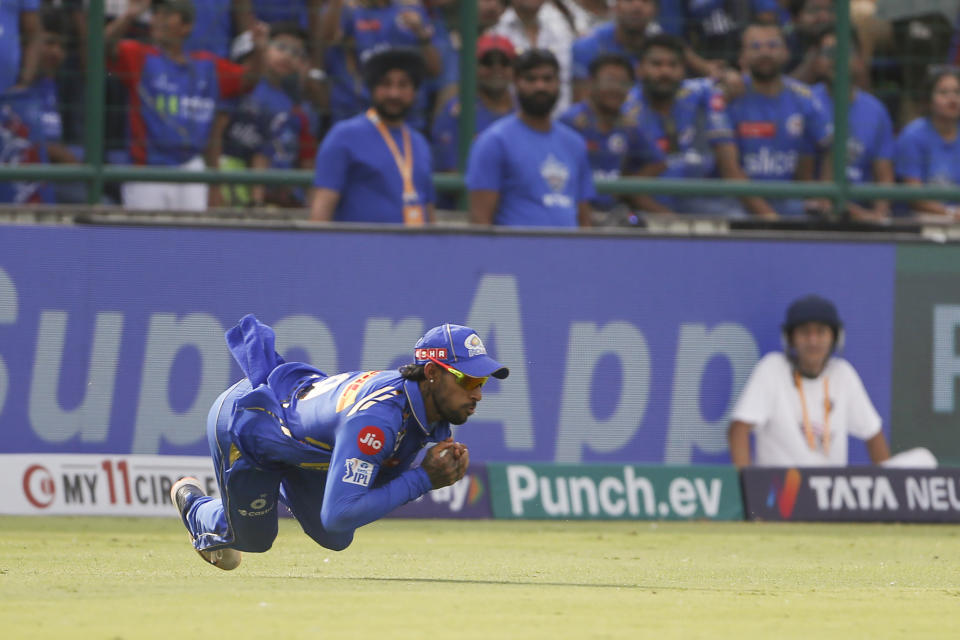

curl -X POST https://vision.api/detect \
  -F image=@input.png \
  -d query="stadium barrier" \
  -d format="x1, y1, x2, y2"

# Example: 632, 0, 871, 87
741, 467, 960, 523
5, 453, 959, 523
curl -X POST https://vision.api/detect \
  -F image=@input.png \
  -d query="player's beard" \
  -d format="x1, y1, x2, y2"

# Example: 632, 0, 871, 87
643, 77, 680, 102
518, 89, 558, 117
749, 60, 781, 83
373, 98, 412, 123
435, 393, 476, 426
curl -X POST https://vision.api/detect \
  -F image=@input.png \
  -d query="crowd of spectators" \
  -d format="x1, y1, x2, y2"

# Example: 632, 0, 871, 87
2, 0, 960, 226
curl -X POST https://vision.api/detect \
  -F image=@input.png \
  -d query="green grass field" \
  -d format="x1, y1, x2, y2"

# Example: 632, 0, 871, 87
1, 516, 958, 639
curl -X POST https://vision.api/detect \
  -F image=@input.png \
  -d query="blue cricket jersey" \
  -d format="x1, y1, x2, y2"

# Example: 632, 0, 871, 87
222, 315, 445, 535
325, 45, 367, 124
339, 2, 441, 131
811, 83, 894, 184
0, 0, 39, 93
625, 78, 733, 210
558, 100, 664, 210
313, 112, 435, 223
183, 0, 233, 58
718, 76, 832, 215
0, 87, 53, 203
895, 117, 960, 205
32, 76, 63, 142
720, 77, 832, 179
109, 40, 248, 165
222, 78, 305, 169
431, 96, 512, 172
466, 113, 596, 227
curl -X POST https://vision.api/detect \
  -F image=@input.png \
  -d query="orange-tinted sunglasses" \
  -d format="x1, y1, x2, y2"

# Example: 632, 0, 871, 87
427, 357, 488, 391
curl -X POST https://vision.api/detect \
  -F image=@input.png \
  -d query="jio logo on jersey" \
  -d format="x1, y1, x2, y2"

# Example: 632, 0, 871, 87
358, 426, 385, 455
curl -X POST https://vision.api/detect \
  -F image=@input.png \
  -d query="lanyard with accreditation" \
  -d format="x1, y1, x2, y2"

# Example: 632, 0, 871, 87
366, 108, 425, 226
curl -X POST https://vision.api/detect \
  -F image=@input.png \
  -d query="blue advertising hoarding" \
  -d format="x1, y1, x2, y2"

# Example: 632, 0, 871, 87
0, 225, 895, 464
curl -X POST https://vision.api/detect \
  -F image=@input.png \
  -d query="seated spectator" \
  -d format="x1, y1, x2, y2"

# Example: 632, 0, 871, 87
217, 23, 316, 208
491, 0, 577, 114
625, 34, 739, 216
466, 48, 594, 227
432, 34, 517, 173
559, 53, 666, 215
895, 68, 960, 220
715, 22, 832, 218
727, 294, 893, 468
0, 0, 42, 93
318, 0, 443, 132
310, 47, 435, 224
105, 0, 267, 211
570, 0, 661, 103
0, 86, 54, 204
811, 27, 894, 222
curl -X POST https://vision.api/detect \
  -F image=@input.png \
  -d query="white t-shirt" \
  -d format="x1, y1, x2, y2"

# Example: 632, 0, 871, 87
492, 4, 577, 114
731, 352, 882, 467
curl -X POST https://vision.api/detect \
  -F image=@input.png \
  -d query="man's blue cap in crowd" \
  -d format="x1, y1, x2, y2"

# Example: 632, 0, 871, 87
414, 324, 509, 379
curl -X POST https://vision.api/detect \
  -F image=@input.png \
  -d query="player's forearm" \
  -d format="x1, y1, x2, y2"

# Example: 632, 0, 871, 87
104, 9, 140, 55
866, 432, 891, 464
728, 421, 752, 469
17, 18, 43, 88
320, 467, 432, 532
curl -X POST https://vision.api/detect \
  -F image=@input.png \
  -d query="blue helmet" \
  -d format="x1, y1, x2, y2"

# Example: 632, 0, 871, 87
782, 295, 842, 335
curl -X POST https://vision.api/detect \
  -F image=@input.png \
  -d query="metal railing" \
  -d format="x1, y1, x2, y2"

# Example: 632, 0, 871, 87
2, 0, 959, 211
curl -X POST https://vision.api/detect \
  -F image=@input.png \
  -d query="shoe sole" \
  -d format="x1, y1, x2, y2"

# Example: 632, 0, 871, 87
170, 477, 242, 571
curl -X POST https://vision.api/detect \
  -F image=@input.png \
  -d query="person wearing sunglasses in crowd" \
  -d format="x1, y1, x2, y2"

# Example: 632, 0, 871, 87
169, 316, 509, 570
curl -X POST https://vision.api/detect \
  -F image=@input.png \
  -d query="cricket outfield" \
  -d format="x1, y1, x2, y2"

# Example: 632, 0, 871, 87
0, 517, 957, 639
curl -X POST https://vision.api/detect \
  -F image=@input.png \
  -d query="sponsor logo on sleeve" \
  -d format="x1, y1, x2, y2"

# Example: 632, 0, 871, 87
343, 458, 376, 487
357, 426, 385, 455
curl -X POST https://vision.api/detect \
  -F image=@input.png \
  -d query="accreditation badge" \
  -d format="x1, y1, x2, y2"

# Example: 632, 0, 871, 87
403, 202, 425, 226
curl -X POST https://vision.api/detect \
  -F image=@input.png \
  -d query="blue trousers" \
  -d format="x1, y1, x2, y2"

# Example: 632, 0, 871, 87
181, 380, 354, 553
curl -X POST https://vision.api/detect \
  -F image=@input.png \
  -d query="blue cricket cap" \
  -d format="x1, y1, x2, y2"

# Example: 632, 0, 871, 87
414, 324, 509, 379
783, 295, 842, 333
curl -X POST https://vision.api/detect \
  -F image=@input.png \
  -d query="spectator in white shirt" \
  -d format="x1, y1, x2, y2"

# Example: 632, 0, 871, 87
491, 0, 577, 114
728, 294, 892, 468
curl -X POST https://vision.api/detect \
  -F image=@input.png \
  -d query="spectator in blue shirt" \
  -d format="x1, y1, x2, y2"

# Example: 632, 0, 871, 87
895, 68, 960, 220
318, 0, 443, 132
811, 28, 894, 222
571, 0, 661, 102
32, 8, 88, 203
432, 34, 516, 173
626, 34, 739, 215
559, 53, 665, 214
467, 48, 595, 227
218, 22, 317, 208
0, 87, 53, 204
714, 22, 832, 218
311, 47, 435, 224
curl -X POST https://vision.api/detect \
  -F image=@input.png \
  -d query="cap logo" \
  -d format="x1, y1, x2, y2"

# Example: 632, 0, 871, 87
416, 348, 448, 361
464, 334, 486, 357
